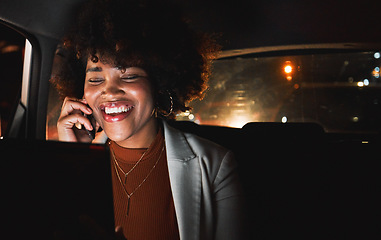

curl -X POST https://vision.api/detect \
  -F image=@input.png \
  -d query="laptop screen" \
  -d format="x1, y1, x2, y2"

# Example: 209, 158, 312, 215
0, 139, 115, 239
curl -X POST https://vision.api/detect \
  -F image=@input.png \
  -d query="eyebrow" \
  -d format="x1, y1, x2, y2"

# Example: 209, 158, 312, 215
86, 67, 103, 73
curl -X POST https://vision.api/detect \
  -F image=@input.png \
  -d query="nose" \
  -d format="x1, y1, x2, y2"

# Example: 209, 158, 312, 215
101, 80, 125, 99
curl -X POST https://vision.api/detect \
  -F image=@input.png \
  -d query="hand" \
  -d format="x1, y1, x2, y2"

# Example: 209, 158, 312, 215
115, 226, 126, 240
57, 97, 94, 142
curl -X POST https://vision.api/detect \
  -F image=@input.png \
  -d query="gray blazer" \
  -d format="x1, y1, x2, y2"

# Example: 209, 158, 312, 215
163, 121, 246, 240
99, 120, 246, 239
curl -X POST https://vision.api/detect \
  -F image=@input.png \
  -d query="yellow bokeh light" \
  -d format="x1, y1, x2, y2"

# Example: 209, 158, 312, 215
284, 65, 293, 74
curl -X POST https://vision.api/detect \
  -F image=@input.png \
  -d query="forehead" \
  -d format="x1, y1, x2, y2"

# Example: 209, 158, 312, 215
86, 66, 103, 73
85, 59, 148, 76
85, 58, 117, 73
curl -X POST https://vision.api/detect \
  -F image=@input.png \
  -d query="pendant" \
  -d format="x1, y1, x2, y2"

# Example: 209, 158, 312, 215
126, 196, 131, 216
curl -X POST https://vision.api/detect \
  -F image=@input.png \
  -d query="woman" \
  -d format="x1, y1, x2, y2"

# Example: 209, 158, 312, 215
53, 0, 246, 239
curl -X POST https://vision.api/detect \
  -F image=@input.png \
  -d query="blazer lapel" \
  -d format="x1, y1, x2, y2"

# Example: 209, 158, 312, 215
163, 121, 201, 240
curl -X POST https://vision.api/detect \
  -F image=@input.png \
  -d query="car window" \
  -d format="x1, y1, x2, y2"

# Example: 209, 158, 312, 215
179, 50, 381, 133
46, 47, 65, 140
46, 48, 381, 139
0, 23, 25, 138
46, 85, 62, 140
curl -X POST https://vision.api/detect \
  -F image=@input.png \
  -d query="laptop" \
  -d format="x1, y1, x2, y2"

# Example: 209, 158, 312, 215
0, 139, 115, 240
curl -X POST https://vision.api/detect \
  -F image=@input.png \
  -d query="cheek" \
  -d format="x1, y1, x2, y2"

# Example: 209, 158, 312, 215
84, 87, 104, 127
132, 86, 155, 110
84, 86, 98, 107
123, 81, 155, 108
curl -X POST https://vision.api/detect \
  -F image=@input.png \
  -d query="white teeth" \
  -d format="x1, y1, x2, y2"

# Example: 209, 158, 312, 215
105, 106, 132, 114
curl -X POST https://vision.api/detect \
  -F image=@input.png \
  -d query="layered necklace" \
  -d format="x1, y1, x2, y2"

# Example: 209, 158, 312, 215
109, 141, 165, 216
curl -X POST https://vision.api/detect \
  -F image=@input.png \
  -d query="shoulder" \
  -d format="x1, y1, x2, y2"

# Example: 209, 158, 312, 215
163, 120, 237, 177
163, 120, 232, 158
183, 131, 238, 180
182, 131, 233, 161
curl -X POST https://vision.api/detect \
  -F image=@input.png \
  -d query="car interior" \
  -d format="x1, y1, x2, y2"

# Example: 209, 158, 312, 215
1, 0, 381, 239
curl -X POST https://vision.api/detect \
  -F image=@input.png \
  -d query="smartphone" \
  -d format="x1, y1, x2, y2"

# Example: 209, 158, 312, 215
83, 113, 96, 140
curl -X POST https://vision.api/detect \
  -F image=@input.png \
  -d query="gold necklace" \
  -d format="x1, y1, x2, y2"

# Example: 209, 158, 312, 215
111, 144, 148, 184
110, 143, 165, 216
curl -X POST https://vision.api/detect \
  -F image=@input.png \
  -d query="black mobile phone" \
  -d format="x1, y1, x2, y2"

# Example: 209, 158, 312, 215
83, 113, 96, 140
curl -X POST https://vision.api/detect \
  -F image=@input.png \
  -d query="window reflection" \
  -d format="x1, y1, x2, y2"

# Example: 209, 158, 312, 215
182, 51, 381, 133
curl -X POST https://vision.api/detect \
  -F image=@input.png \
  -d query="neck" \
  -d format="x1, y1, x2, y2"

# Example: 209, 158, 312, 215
115, 117, 159, 149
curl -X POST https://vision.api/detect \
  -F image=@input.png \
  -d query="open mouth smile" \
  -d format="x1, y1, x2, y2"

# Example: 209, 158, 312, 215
104, 105, 133, 114
99, 101, 134, 122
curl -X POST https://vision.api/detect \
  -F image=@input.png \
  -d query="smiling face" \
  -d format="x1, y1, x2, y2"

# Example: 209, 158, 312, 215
84, 59, 158, 148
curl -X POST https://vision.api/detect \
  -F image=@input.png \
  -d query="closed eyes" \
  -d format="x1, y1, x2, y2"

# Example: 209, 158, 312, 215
86, 75, 147, 85
120, 74, 147, 82
87, 78, 104, 85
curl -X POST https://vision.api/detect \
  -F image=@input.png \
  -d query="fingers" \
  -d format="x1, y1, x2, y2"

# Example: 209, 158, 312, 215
60, 97, 92, 117
115, 226, 125, 240
59, 97, 93, 129
57, 97, 95, 142
58, 112, 93, 131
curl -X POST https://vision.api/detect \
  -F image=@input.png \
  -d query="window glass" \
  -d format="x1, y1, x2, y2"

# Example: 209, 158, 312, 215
0, 23, 25, 138
180, 51, 381, 133
46, 48, 381, 138
46, 86, 62, 140
46, 49, 64, 140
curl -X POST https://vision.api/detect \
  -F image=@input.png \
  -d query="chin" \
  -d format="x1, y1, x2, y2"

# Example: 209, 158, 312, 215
102, 123, 132, 143
106, 131, 130, 143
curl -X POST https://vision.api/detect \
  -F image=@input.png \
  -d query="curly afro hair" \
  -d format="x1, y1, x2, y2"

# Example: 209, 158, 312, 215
50, 0, 220, 118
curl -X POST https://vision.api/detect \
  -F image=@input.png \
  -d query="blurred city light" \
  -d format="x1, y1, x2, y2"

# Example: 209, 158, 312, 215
284, 61, 293, 81
284, 65, 293, 74
373, 67, 380, 78
281, 116, 288, 123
